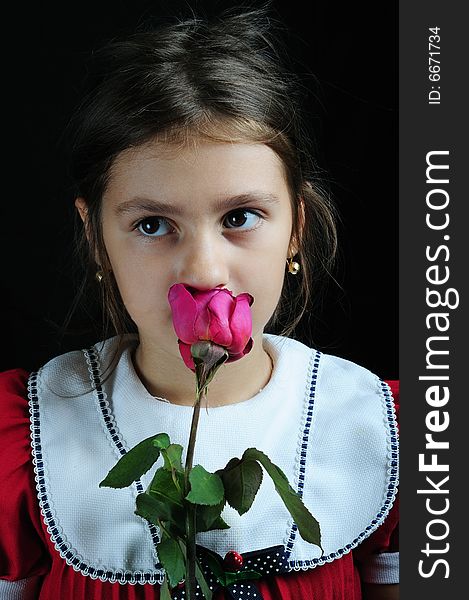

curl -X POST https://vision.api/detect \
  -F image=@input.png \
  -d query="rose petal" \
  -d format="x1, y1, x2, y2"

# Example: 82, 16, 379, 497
168, 284, 199, 344
236, 292, 254, 307
168, 284, 254, 369
227, 294, 253, 354
205, 291, 234, 347
177, 340, 196, 371
192, 289, 220, 340
226, 337, 253, 362
193, 288, 223, 303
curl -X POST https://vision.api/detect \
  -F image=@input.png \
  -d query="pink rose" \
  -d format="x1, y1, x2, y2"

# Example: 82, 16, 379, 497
168, 284, 254, 370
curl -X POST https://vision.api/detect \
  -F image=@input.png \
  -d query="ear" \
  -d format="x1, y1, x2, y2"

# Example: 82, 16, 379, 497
75, 196, 95, 245
75, 197, 88, 224
289, 196, 305, 257
75, 197, 102, 266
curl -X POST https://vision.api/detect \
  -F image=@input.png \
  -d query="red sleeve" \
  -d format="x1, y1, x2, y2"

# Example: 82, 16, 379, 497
352, 380, 399, 583
0, 369, 51, 581
354, 493, 399, 557
361, 379, 399, 553
385, 380, 399, 416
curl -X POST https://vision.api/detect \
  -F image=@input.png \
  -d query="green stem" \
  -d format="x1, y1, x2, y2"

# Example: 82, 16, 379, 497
185, 502, 197, 599
185, 389, 202, 480
184, 385, 204, 600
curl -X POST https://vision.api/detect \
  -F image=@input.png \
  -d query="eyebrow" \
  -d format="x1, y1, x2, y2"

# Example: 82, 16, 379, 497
114, 192, 280, 217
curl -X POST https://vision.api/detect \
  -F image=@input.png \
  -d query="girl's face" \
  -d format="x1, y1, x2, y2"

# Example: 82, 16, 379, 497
95, 139, 296, 357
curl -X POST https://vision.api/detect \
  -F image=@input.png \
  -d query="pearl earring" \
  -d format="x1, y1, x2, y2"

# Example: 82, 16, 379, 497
287, 258, 300, 275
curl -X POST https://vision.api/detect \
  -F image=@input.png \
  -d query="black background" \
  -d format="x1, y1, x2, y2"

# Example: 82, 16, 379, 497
399, 2, 465, 595
0, 0, 397, 378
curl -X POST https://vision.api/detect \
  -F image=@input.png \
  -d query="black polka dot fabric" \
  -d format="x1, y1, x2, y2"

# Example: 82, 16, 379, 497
170, 545, 289, 599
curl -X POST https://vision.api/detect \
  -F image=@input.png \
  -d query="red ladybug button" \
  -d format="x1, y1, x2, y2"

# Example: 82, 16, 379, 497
223, 550, 244, 571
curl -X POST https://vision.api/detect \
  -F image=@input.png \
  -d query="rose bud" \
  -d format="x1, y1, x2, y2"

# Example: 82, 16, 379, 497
168, 284, 254, 371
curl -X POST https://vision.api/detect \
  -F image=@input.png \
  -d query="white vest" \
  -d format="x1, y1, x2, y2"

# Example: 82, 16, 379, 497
28, 334, 398, 584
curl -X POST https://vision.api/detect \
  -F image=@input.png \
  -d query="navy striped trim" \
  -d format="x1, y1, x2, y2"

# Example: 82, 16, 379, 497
286, 378, 399, 570
84, 346, 164, 577
284, 350, 321, 560
27, 370, 164, 585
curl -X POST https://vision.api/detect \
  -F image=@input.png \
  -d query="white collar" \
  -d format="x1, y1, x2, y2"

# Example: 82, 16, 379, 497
29, 334, 398, 583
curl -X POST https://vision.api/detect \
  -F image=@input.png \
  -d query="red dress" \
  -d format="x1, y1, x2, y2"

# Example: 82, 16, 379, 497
0, 369, 398, 599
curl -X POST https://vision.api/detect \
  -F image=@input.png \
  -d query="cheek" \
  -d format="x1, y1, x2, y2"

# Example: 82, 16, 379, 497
104, 245, 170, 321
114, 273, 174, 329
247, 252, 287, 332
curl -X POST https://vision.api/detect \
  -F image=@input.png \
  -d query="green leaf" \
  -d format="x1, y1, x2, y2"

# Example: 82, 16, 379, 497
193, 343, 229, 397
150, 468, 184, 505
191, 341, 228, 371
242, 448, 322, 548
185, 465, 224, 506
203, 545, 262, 588
152, 433, 171, 449
99, 433, 169, 488
160, 575, 172, 600
135, 492, 174, 526
136, 469, 185, 532
205, 515, 230, 531
204, 550, 227, 586
195, 500, 230, 533
224, 569, 262, 586
176, 541, 214, 600
219, 457, 263, 515
161, 444, 184, 473
148, 468, 186, 535
158, 538, 186, 589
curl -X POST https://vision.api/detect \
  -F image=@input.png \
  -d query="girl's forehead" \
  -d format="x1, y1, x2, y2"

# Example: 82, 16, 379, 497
114, 137, 284, 167
108, 140, 290, 194
102, 140, 295, 219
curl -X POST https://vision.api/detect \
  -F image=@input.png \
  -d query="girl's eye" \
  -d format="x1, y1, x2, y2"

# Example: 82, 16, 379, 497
223, 209, 261, 229
136, 217, 172, 237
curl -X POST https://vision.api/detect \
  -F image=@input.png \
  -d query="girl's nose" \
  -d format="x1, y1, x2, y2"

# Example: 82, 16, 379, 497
174, 234, 229, 291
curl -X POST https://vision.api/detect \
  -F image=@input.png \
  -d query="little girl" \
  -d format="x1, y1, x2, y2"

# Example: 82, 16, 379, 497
0, 6, 399, 600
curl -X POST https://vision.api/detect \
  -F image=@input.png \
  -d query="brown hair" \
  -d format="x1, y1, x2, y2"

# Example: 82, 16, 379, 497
67, 6, 337, 341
